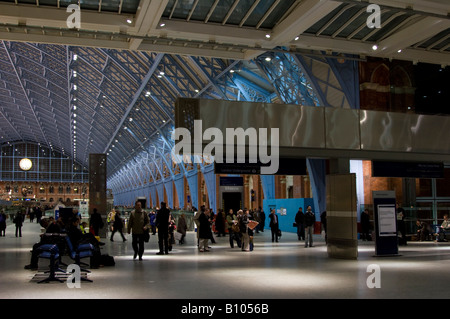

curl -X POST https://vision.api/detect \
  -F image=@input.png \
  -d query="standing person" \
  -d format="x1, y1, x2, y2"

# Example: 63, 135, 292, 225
193, 207, 201, 247
226, 209, 240, 248
259, 207, 266, 232
29, 206, 35, 223
168, 214, 177, 252
397, 207, 407, 245
35, 206, 42, 224
107, 208, 116, 232
110, 211, 127, 242
177, 213, 187, 244
295, 207, 305, 241
89, 208, 104, 237
269, 209, 279, 243
13, 211, 24, 237
320, 211, 327, 243
361, 209, 371, 241
128, 201, 149, 260
208, 209, 216, 244
149, 210, 157, 235
215, 209, 226, 237
155, 202, 170, 255
0, 209, 7, 237
304, 206, 316, 248
198, 208, 212, 252
239, 210, 250, 251
247, 210, 256, 251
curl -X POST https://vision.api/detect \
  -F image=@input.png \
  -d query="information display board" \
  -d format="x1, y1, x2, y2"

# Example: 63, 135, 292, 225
377, 205, 397, 237
373, 191, 399, 256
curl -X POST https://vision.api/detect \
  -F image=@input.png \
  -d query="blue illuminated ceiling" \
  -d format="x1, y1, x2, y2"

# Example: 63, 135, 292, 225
0, 40, 282, 177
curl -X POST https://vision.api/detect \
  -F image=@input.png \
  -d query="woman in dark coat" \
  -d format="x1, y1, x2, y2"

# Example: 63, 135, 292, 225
198, 210, 212, 252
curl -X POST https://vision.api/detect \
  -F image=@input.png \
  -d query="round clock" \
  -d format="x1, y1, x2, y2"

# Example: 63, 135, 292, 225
19, 158, 33, 171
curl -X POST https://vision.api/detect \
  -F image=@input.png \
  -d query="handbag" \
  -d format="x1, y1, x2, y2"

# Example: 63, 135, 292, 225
174, 231, 182, 241
143, 228, 150, 243
293, 222, 297, 227
277, 229, 282, 237
232, 223, 240, 233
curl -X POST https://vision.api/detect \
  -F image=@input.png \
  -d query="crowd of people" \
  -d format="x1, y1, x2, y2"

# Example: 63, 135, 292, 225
118, 202, 324, 255
10, 200, 450, 272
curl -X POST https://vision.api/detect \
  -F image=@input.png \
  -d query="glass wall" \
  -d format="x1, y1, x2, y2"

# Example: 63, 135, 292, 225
412, 166, 450, 234
0, 142, 88, 183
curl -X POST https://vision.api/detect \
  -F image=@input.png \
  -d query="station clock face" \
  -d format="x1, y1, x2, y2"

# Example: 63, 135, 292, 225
19, 158, 33, 171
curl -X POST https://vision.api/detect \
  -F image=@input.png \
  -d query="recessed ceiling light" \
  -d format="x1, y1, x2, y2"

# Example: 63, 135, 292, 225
372, 44, 378, 51
295, 36, 299, 41
127, 19, 133, 24
265, 57, 271, 62
265, 34, 271, 39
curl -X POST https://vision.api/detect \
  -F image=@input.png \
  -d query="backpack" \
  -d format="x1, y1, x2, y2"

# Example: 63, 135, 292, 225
100, 254, 115, 266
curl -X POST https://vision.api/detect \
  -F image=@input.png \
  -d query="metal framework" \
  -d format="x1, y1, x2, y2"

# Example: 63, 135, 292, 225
0, 0, 448, 206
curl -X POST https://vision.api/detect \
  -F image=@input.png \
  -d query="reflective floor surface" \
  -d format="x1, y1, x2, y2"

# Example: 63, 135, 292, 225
1, 221, 450, 299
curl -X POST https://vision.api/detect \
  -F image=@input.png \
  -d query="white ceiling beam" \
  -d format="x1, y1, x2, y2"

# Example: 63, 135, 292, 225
137, 41, 247, 60
156, 18, 269, 47
129, 0, 169, 50
0, 3, 133, 33
292, 34, 450, 65
0, 31, 130, 50
376, 16, 450, 55
270, 0, 341, 45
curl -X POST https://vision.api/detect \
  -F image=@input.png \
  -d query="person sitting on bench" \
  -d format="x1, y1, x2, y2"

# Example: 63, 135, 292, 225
66, 217, 102, 269
437, 215, 450, 242
24, 217, 65, 270
416, 220, 431, 241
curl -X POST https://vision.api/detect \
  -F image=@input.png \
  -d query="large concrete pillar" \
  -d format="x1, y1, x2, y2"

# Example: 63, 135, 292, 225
326, 158, 358, 259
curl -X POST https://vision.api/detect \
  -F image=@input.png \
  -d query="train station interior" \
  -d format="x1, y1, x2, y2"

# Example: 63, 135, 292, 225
0, 0, 450, 302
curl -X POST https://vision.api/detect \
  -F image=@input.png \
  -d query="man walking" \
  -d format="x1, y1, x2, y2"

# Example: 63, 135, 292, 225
304, 206, 316, 248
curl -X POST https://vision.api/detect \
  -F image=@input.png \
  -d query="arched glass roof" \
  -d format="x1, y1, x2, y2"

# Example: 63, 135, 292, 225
0, 0, 448, 189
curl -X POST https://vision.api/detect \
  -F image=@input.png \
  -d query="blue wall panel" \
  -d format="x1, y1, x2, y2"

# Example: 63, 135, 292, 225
263, 198, 315, 233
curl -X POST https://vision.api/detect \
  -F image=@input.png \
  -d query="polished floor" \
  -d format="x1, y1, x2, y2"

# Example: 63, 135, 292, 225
1, 220, 450, 300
